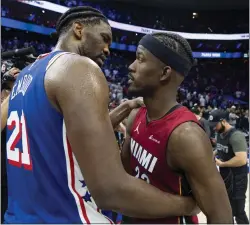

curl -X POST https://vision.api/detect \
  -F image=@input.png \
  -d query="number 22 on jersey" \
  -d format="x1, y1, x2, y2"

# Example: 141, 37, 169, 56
7, 110, 32, 170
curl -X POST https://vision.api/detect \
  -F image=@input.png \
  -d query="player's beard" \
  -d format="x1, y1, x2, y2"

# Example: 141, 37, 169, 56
127, 84, 147, 98
217, 122, 226, 134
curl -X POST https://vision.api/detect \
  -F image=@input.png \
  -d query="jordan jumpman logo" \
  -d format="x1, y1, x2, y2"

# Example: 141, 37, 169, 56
134, 121, 141, 134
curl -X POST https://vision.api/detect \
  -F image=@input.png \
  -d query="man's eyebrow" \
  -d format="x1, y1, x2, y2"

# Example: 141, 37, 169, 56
101, 32, 112, 43
136, 49, 145, 57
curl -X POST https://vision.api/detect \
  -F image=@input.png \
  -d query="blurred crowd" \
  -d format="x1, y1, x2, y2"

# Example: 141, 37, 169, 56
60, 0, 248, 33
2, 35, 249, 113
2, 0, 248, 52
9, 0, 245, 34
196, 104, 249, 133
1, 0, 249, 127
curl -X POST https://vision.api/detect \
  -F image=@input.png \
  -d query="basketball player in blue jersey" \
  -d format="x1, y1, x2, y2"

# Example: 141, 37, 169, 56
5, 6, 200, 223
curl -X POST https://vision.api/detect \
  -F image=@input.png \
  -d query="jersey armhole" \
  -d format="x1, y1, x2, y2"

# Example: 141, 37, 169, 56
43, 52, 77, 115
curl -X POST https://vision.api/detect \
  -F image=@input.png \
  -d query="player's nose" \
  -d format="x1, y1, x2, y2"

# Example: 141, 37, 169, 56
103, 46, 110, 57
128, 60, 136, 72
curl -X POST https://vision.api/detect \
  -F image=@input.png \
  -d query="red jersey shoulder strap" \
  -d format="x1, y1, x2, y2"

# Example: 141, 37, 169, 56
164, 107, 203, 146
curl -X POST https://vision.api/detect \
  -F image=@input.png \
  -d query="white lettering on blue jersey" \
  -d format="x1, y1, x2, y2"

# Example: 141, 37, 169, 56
11, 74, 33, 100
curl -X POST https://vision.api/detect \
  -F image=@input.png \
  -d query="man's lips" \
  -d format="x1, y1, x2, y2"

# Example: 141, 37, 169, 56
128, 73, 134, 81
94, 54, 106, 67
128, 74, 135, 84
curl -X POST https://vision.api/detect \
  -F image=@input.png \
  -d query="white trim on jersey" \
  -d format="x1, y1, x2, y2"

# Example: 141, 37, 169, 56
46, 52, 76, 72
62, 122, 113, 224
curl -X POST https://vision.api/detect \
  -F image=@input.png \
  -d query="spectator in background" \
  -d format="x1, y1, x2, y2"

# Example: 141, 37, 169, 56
186, 91, 191, 101
211, 110, 249, 224
192, 106, 211, 137
235, 90, 242, 99
205, 93, 210, 104
229, 106, 239, 127
237, 109, 249, 132
199, 95, 206, 107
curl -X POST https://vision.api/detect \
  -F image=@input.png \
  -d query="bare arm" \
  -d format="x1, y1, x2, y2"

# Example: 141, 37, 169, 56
217, 131, 248, 167
109, 102, 132, 128
45, 54, 196, 218
223, 132, 248, 167
1, 95, 10, 131
115, 122, 126, 138
168, 122, 232, 223
221, 152, 247, 167
109, 98, 143, 129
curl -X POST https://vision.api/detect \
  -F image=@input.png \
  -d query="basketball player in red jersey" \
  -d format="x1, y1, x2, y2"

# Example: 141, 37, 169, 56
42, 6, 201, 220
121, 33, 232, 224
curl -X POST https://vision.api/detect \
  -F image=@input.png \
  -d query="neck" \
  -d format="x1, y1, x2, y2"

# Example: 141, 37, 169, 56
144, 88, 178, 122
54, 36, 80, 55
223, 124, 233, 134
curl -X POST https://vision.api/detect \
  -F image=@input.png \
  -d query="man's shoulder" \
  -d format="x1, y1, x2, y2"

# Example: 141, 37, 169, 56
230, 129, 245, 139
45, 53, 104, 87
229, 129, 248, 152
170, 121, 205, 144
47, 53, 101, 76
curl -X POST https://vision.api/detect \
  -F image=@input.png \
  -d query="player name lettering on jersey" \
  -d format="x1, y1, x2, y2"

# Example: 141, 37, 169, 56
11, 74, 33, 100
130, 138, 158, 173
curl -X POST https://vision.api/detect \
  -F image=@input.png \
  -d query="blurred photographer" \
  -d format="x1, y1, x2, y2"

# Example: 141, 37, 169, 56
1, 47, 37, 131
210, 110, 249, 224
1, 67, 20, 223
1, 67, 20, 101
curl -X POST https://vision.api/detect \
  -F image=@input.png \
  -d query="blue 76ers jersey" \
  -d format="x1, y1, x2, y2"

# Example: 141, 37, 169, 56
5, 51, 113, 224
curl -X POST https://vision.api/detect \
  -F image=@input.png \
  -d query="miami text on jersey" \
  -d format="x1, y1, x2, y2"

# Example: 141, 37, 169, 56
130, 138, 158, 173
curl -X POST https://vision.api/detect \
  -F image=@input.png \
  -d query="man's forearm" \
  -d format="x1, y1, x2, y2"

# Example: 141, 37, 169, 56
221, 156, 246, 167
109, 102, 131, 128
105, 176, 194, 218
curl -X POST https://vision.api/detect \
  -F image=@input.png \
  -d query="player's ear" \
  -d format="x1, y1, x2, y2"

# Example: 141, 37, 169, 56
160, 66, 171, 82
73, 21, 84, 40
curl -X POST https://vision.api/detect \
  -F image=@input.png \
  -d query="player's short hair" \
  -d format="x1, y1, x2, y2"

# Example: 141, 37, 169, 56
56, 6, 109, 36
152, 32, 195, 67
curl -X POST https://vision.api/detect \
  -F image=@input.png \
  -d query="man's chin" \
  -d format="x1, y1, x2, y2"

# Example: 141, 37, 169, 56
127, 88, 142, 98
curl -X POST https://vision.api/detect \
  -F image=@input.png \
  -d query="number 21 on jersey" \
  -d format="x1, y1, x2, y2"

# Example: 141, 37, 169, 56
7, 110, 32, 170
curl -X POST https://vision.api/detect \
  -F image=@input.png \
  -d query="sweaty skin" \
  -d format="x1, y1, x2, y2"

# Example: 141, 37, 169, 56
44, 53, 198, 218
121, 39, 232, 223
167, 122, 233, 223
122, 112, 233, 223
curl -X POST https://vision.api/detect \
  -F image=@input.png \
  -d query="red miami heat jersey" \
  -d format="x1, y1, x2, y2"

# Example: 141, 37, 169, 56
129, 105, 200, 224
